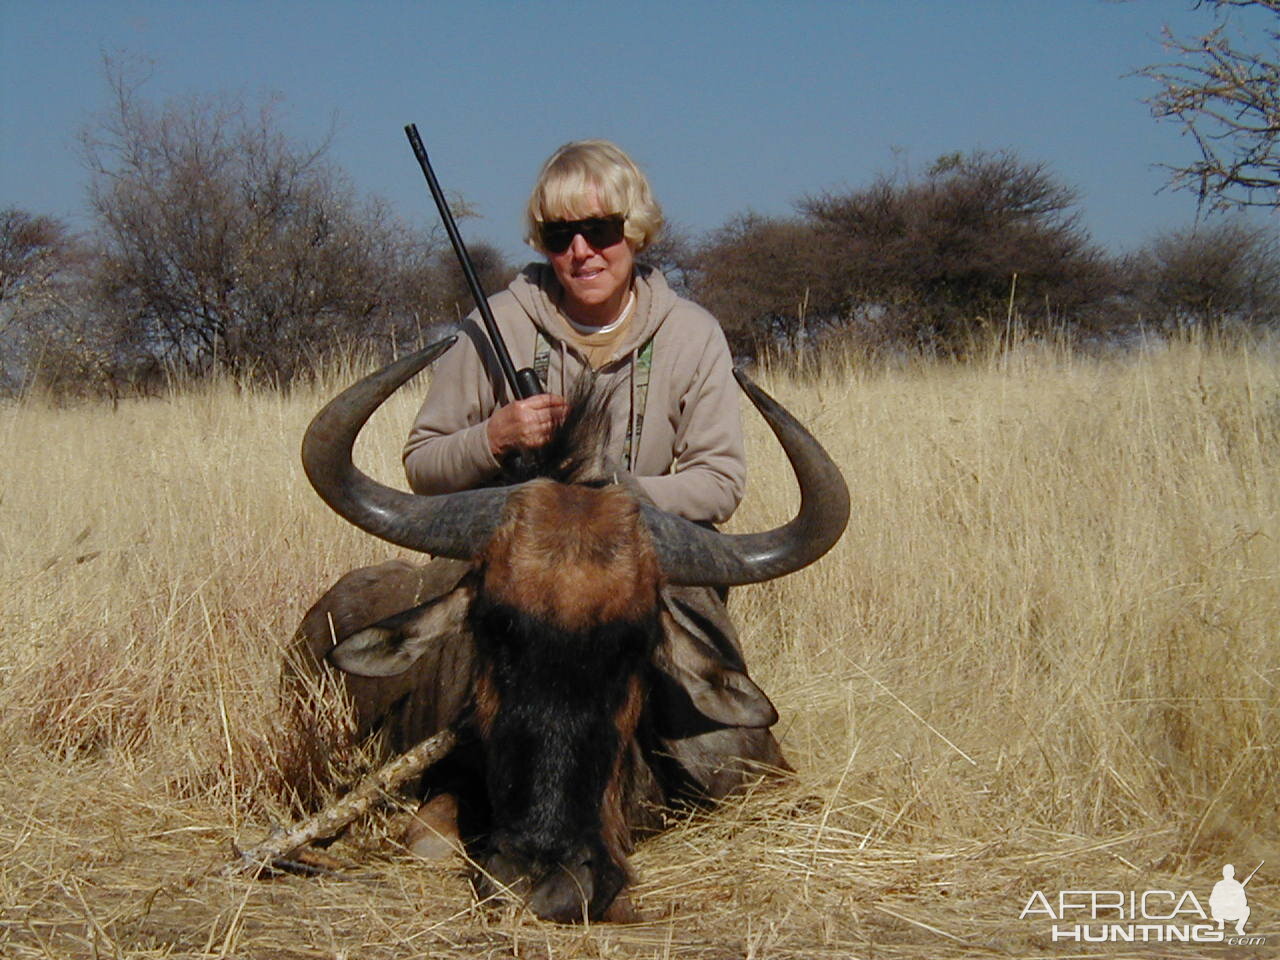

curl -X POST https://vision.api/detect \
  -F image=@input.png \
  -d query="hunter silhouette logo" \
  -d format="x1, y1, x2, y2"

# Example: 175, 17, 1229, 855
1019, 860, 1266, 945
1210, 862, 1259, 936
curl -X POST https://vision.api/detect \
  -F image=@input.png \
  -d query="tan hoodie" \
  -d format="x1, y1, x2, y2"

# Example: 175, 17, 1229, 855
403, 264, 746, 524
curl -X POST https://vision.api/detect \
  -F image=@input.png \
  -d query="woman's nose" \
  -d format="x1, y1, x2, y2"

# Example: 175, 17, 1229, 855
569, 232, 594, 257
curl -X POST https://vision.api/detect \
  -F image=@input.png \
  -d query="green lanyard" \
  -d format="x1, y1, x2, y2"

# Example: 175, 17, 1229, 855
533, 331, 653, 471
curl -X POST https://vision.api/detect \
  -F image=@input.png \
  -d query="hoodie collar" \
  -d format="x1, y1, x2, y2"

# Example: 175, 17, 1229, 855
510, 262, 676, 365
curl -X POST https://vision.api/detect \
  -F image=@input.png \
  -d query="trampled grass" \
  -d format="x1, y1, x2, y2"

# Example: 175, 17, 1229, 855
1, 337, 1276, 958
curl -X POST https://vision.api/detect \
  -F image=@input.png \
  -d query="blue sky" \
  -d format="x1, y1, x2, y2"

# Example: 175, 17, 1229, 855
2, 0, 1275, 264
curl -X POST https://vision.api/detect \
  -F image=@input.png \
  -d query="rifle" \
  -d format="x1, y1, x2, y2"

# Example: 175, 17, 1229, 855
404, 123, 542, 400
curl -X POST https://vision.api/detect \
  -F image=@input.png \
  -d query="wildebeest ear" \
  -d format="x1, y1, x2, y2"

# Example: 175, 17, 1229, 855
329, 584, 472, 678
652, 611, 779, 733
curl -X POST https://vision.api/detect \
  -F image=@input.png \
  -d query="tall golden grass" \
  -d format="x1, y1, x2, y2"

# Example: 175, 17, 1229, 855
1, 336, 1276, 958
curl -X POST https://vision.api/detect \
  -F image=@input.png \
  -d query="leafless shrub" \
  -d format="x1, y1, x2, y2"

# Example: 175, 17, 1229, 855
636, 219, 696, 296
403, 238, 516, 333
689, 213, 841, 357
0, 208, 75, 325
1124, 220, 1280, 331
0, 209, 93, 394
77, 62, 510, 388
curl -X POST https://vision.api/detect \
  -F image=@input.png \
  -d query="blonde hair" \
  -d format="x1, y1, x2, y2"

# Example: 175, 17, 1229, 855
525, 140, 664, 254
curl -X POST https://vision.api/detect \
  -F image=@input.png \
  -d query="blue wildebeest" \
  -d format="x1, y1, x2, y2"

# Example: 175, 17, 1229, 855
293, 338, 848, 922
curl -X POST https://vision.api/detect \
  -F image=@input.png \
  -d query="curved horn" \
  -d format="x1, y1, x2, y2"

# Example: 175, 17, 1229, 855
304, 340, 849, 584
645, 370, 850, 587
300, 337, 510, 559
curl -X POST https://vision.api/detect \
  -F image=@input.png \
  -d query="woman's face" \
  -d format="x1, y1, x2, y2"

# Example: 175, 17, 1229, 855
545, 193, 634, 326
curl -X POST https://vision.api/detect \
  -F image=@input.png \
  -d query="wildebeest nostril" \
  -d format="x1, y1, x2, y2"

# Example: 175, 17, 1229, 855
527, 860, 595, 924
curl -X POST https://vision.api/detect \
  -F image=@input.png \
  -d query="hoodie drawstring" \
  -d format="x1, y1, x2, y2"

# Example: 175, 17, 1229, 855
628, 349, 638, 470
530, 331, 653, 472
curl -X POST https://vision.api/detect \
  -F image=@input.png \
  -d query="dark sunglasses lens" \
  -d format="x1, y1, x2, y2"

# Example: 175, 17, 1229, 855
584, 217, 625, 248
541, 224, 576, 253
542, 217, 624, 253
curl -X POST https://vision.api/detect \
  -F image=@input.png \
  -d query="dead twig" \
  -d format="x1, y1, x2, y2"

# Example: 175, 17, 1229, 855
222, 727, 458, 878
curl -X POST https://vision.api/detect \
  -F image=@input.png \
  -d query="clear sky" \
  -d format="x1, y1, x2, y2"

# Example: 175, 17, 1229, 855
1, 0, 1275, 265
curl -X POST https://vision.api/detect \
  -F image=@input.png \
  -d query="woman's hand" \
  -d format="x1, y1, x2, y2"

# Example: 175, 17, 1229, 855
486, 394, 568, 457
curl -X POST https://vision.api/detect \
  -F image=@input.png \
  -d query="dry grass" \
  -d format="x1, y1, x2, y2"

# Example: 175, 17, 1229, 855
2, 337, 1277, 958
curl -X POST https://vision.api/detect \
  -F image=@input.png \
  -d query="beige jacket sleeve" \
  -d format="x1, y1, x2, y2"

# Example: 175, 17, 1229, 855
402, 324, 505, 496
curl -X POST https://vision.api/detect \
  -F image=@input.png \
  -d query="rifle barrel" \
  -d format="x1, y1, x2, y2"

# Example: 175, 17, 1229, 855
404, 123, 534, 399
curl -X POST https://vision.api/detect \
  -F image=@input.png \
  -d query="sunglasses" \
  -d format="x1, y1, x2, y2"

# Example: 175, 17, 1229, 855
539, 215, 626, 254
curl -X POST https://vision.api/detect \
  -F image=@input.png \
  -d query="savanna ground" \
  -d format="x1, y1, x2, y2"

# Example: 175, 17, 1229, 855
1, 336, 1277, 959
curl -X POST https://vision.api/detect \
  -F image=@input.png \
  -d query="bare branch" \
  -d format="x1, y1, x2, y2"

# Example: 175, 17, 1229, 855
224, 727, 458, 877
1140, 1, 1280, 209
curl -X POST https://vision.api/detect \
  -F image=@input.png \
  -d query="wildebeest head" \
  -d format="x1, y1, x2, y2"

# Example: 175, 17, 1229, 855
301, 337, 849, 921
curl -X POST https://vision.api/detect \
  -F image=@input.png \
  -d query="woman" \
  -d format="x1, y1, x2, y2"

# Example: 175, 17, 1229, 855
403, 140, 745, 528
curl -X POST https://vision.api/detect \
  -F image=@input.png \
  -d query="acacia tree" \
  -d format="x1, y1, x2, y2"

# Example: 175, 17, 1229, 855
1141, 0, 1280, 209
689, 151, 1115, 357
805, 151, 1112, 344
